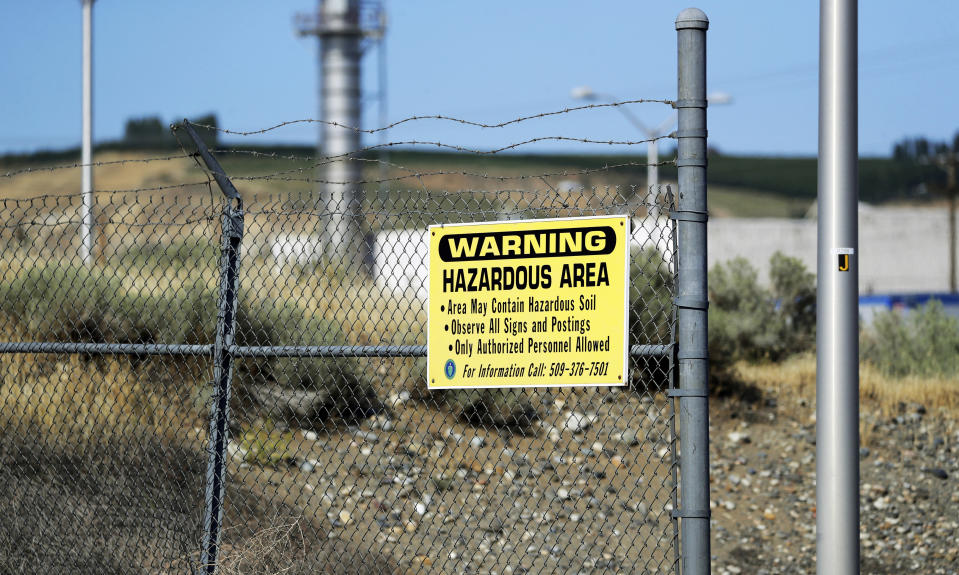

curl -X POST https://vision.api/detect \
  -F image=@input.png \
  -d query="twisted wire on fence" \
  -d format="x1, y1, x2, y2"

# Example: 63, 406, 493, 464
187, 98, 676, 136
0, 100, 681, 574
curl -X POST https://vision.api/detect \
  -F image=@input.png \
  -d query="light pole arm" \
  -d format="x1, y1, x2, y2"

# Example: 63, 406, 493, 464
591, 93, 657, 138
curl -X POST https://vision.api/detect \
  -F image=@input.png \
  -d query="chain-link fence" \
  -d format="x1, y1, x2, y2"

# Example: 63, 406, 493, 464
0, 193, 217, 573
0, 172, 679, 574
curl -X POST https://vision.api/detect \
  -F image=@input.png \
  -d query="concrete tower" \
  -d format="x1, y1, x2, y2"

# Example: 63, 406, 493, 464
297, 0, 385, 274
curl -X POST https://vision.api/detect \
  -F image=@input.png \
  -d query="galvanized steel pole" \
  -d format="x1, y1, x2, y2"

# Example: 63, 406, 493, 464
675, 8, 711, 575
817, 0, 860, 573
80, 0, 94, 266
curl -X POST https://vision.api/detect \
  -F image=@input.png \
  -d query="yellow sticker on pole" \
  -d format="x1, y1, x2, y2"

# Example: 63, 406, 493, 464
428, 215, 629, 389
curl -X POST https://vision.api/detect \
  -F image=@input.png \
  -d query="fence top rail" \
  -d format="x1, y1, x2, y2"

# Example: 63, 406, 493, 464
0, 342, 674, 359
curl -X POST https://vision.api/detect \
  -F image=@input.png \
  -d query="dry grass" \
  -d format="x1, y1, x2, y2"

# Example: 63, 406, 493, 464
735, 353, 959, 419
216, 516, 310, 575
0, 235, 426, 454
0, 353, 205, 451
248, 268, 425, 347
0, 152, 201, 201
215, 514, 401, 575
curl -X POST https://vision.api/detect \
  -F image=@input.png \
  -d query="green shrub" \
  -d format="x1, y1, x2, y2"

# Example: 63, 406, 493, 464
861, 300, 959, 378
769, 251, 817, 350
709, 252, 816, 363
0, 263, 216, 345
629, 247, 673, 345
233, 298, 381, 424
235, 423, 297, 466
112, 238, 220, 269
0, 262, 381, 425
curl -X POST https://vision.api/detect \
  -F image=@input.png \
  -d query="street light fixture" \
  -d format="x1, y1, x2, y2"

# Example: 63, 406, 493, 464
570, 86, 732, 190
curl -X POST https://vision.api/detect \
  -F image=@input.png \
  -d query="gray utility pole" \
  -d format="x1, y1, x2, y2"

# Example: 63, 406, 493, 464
675, 8, 711, 575
817, 0, 860, 574
297, 0, 385, 275
80, 0, 94, 266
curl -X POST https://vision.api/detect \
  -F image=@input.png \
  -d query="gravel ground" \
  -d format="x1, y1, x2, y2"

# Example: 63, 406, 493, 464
232, 382, 958, 574
709, 392, 958, 575
227, 387, 679, 574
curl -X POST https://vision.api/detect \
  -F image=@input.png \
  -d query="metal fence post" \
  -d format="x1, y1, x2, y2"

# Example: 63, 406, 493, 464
181, 121, 245, 574
675, 8, 711, 575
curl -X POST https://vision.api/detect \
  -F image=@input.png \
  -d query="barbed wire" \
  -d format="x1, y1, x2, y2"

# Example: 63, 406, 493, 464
187, 132, 674, 188
227, 159, 677, 187
94, 181, 213, 196
184, 99, 675, 137
0, 101, 677, 193
0, 182, 214, 203
1, 183, 664, 211
0, 212, 219, 230
0, 153, 193, 179
206, 134, 670, 168
241, 188, 649, 218
171, 105, 674, 202
210, 144, 674, 181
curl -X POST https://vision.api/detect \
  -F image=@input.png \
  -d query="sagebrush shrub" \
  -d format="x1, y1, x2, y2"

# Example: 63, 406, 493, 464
0, 263, 216, 344
861, 300, 959, 378
0, 262, 382, 426
233, 299, 382, 424
709, 252, 816, 363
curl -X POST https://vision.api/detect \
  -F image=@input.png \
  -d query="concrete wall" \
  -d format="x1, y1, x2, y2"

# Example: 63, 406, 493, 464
374, 229, 430, 301
363, 205, 957, 299
710, 206, 959, 293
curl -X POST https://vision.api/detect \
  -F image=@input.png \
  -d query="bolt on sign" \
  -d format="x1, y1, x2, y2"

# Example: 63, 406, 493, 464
428, 216, 629, 389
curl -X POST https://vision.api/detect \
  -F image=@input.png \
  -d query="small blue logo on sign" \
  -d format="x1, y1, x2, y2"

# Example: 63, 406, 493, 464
444, 359, 456, 379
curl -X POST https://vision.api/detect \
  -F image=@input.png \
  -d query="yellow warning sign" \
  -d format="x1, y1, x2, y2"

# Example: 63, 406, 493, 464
428, 216, 629, 389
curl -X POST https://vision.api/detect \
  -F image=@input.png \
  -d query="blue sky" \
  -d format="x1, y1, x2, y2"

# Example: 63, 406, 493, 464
1, 1, 957, 157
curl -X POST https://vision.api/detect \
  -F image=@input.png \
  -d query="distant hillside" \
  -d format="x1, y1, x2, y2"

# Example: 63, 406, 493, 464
376, 150, 942, 206
699, 155, 943, 204
1, 144, 944, 216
